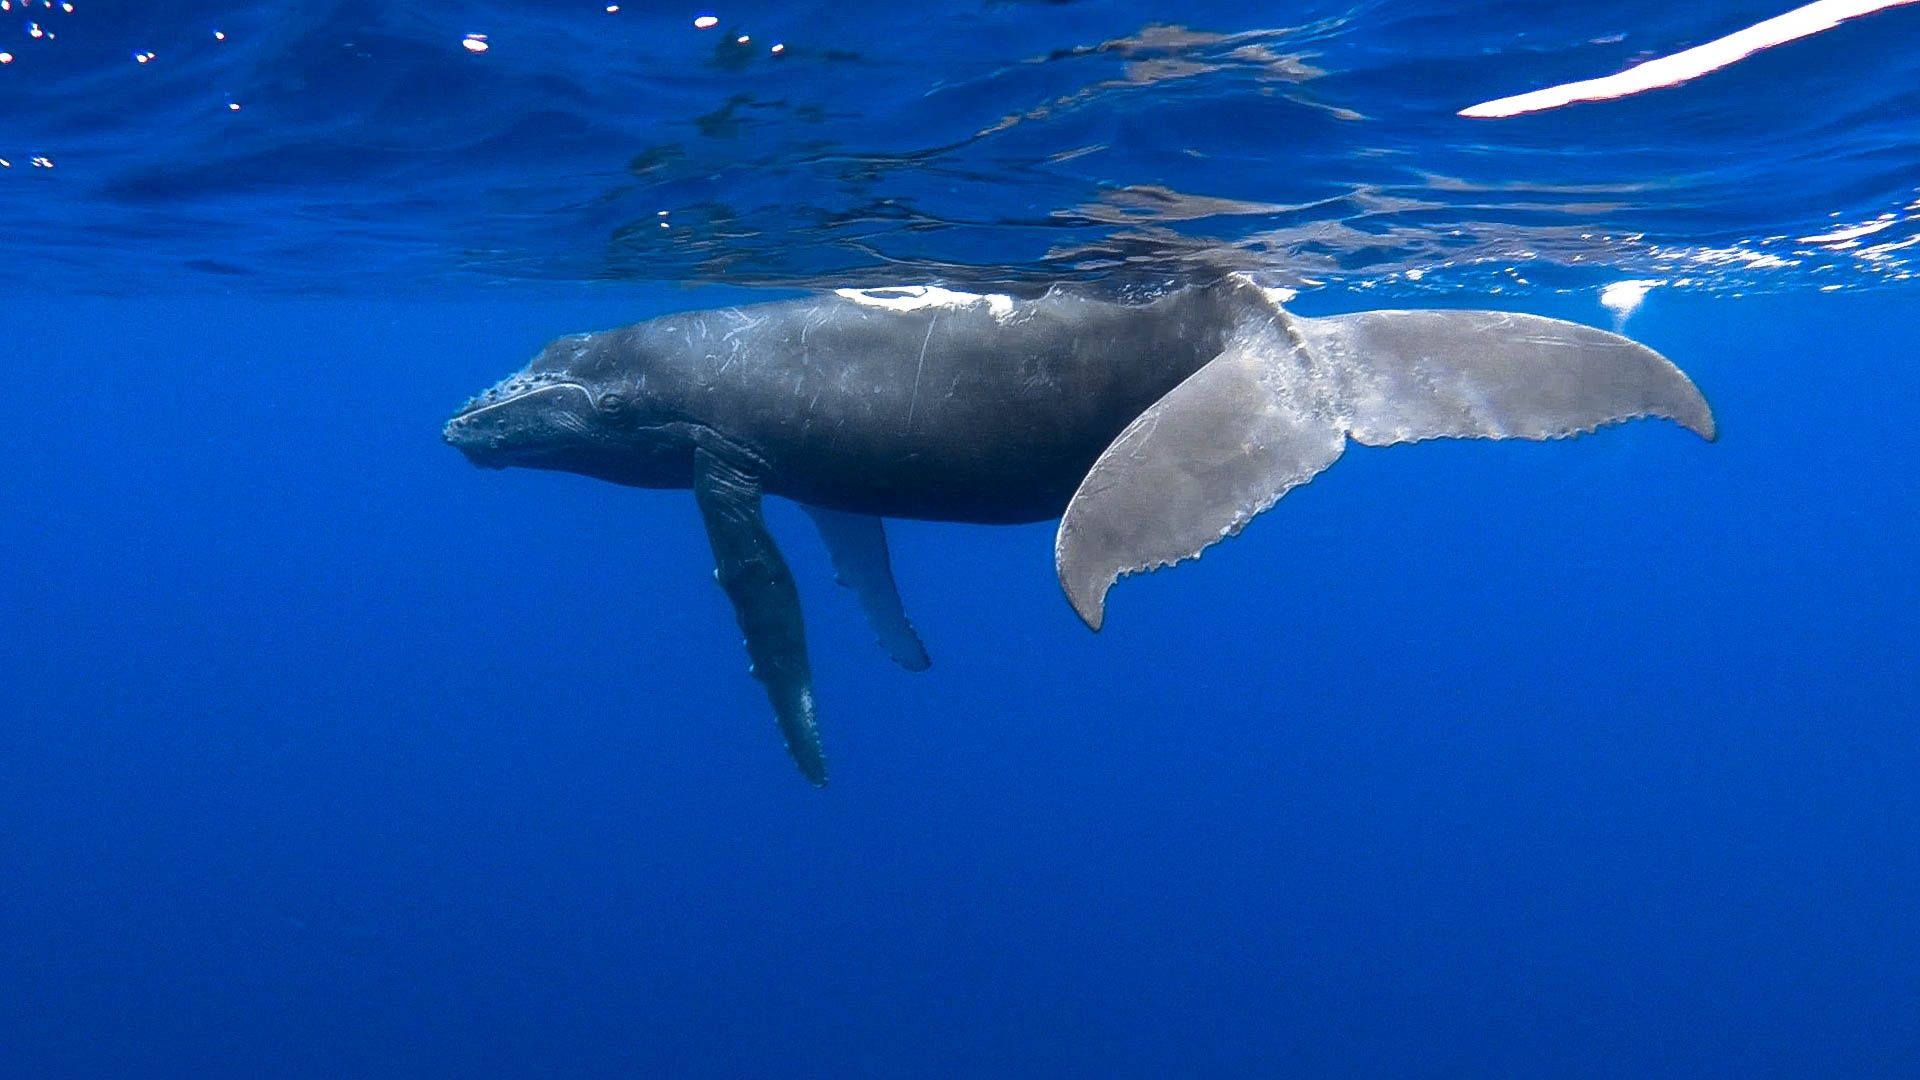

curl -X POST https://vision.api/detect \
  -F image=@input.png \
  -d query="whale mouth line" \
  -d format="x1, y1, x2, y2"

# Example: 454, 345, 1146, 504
447, 380, 592, 423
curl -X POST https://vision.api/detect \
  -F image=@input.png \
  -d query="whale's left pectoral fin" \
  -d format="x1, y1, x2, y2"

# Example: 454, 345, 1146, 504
803, 506, 931, 672
693, 447, 828, 786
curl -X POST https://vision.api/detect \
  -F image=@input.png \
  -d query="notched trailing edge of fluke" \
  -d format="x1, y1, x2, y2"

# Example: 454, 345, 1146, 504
1058, 467, 1320, 632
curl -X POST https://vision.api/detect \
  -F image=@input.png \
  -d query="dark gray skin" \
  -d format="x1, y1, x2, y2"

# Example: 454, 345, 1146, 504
447, 278, 1716, 785
449, 284, 1244, 522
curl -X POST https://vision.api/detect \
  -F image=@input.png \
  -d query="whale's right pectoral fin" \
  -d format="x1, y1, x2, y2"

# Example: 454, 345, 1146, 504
803, 506, 931, 672
1055, 307, 1715, 630
694, 446, 828, 786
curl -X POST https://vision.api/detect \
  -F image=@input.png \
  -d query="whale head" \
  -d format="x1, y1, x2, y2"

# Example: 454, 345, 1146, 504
444, 330, 695, 487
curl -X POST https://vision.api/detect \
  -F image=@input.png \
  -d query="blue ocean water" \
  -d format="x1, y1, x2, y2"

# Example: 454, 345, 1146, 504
3, 2, 1917, 1077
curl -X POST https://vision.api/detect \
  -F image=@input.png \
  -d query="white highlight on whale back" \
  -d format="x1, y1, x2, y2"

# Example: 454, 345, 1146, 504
1460, 0, 1920, 118
834, 285, 1016, 320
1223, 273, 1301, 311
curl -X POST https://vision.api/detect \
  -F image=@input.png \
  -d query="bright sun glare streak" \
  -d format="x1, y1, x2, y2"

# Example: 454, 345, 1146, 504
1798, 217, 1896, 243
1461, 0, 1920, 118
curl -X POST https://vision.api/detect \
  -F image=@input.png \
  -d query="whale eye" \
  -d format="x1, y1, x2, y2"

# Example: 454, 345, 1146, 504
598, 391, 627, 412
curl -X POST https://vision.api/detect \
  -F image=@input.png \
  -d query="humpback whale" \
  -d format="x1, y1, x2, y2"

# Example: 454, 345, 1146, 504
445, 276, 1715, 785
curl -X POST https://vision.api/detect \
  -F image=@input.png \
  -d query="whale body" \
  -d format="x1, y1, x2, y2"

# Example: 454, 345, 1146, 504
445, 277, 1715, 784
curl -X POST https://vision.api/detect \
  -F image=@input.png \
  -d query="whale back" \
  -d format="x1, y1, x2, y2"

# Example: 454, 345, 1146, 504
640, 284, 1246, 522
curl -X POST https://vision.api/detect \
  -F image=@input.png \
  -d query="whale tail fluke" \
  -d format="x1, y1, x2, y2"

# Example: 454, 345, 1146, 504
1295, 307, 1716, 445
1054, 296, 1715, 630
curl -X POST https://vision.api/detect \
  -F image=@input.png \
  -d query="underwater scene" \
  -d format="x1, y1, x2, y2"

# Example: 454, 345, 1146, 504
3, 1, 1917, 1076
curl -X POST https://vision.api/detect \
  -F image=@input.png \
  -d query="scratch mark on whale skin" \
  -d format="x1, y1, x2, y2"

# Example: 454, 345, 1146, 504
905, 312, 938, 434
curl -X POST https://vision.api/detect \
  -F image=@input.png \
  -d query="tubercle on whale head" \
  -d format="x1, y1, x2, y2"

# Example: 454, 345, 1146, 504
446, 366, 579, 422
444, 328, 700, 488
443, 333, 604, 464
441, 372, 596, 465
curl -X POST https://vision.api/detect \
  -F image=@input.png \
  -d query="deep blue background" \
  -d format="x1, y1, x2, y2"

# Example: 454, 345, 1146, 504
2, 286, 1915, 1076
5, 0, 1920, 1074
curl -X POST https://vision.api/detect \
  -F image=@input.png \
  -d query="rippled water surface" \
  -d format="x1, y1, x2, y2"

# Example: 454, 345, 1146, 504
6, 0, 1919, 295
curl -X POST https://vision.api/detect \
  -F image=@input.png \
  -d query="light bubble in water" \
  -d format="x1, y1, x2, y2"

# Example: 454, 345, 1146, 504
1600, 279, 1660, 325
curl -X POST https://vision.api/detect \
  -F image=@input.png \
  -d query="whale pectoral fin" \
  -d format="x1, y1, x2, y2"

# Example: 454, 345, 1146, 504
693, 447, 827, 786
803, 506, 931, 672
1055, 334, 1348, 631
1293, 309, 1717, 444
1055, 307, 1717, 631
